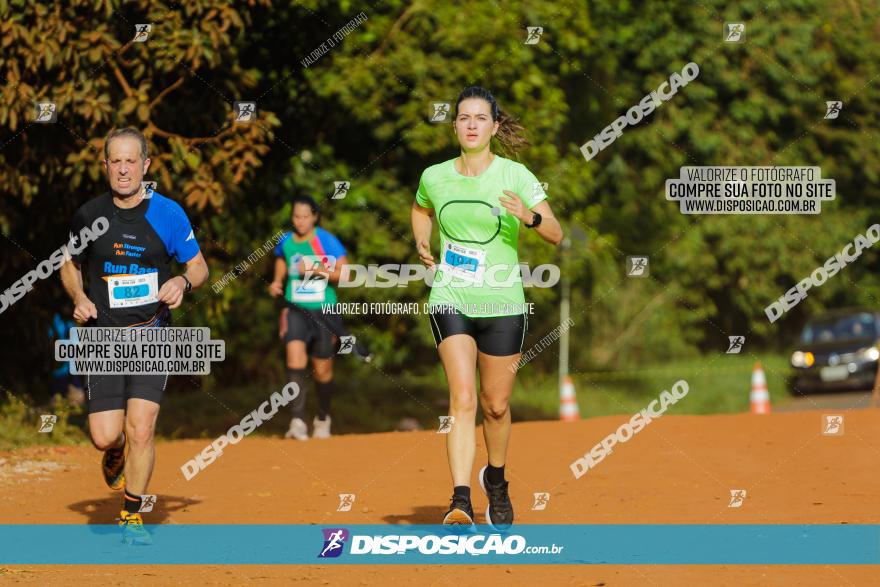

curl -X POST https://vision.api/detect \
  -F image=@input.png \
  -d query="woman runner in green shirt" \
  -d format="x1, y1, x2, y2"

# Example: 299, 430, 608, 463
411, 86, 563, 529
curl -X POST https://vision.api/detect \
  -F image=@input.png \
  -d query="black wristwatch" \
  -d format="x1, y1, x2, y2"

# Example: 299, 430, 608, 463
180, 274, 192, 293
525, 212, 542, 228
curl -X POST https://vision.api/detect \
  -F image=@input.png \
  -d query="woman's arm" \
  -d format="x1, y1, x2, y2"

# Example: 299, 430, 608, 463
411, 202, 436, 267
269, 257, 287, 296
499, 191, 563, 245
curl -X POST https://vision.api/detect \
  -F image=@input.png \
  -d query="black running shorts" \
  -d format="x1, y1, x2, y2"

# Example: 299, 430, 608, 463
284, 304, 336, 359
86, 373, 168, 414
428, 304, 527, 356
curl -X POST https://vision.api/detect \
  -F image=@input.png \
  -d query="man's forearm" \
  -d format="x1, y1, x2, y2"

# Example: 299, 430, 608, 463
60, 261, 86, 303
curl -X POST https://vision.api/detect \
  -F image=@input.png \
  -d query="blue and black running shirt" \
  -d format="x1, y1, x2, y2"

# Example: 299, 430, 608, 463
69, 191, 201, 327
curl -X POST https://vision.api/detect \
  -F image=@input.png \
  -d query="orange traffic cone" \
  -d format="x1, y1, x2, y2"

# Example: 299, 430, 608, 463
559, 376, 580, 421
750, 362, 771, 414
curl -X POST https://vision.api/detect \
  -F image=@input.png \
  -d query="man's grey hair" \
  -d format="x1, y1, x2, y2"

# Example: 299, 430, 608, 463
104, 127, 149, 161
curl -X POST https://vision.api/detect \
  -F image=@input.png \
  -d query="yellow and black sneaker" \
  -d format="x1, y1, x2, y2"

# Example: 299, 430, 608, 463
118, 510, 152, 545
102, 435, 126, 490
442, 494, 475, 530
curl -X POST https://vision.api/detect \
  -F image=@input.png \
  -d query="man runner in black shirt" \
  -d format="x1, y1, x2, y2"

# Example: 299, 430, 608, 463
60, 128, 209, 544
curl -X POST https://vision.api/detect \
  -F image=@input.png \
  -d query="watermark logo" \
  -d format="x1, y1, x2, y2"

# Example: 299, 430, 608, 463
571, 380, 689, 479
728, 489, 747, 508
181, 383, 300, 480
337, 494, 356, 512
141, 181, 157, 198
511, 317, 574, 373
38, 415, 57, 433
34, 102, 57, 123
726, 336, 745, 354
765, 224, 880, 323
822, 414, 844, 436
524, 26, 543, 44
531, 493, 550, 511
531, 182, 548, 203
212, 231, 284, 294
133, 24, 152, 42
626, 256, 649, 277
138, 495, 157, 513
319, 528, 349, 558
1, 217, 109, 315
337, 335, 356, 355
437, 416, 454, 434
824, 101, 842, 120
724, 23, 745, 42
332, 181, 350, 200
430, 102, 451, 123
234, 102, 256, 123
581, 62, 700, 161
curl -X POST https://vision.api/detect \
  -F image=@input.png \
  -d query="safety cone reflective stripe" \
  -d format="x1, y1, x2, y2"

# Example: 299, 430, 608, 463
560, 376, 580, 421
750, 361, 770, 414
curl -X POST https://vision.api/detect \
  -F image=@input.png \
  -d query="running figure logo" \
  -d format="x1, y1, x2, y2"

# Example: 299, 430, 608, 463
822, 414, 844, 436
133, 24, 152, 42
318, 528, 350, 558
728, 489, 747, 508
524, 26, 543, 45
38, 415, 57, 433
531, 182, 548, 203
626, 256, 649, 277
824, 101, 843, 120
34, 102, 57, 123
141, 181, 157, 199
234, 102, 256, 123
430, 102, 451, 123
437, 416, 454, 434
337, 336, 356, 355
726, 336, 745, 354
337, 494, 356, 512
724, 23, 745, 42
531, 492, 550, 511
331, 181, 350, 200
138, 494, 157, 513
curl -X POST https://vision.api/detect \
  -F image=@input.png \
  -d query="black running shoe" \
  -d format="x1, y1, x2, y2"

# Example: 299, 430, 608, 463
442, 494, 475, 527
479, 465, 514, 530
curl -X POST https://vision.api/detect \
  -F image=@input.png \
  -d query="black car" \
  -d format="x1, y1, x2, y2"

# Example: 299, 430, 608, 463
788, 309, 880, 394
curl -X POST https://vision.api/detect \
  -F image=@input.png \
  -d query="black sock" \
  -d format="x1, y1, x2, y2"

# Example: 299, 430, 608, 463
453, 485, 471, 501
316, 380, 334, 420
123, 490, 142, 514
108, 432, 125, 452
486, 464, 505, 485
286, 368, 308, 419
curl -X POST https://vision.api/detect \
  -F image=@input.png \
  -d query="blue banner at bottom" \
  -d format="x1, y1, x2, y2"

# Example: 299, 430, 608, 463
0, 524, 877, 564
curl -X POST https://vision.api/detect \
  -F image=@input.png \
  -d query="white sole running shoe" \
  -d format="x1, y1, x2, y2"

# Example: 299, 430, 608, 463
479, 465, 514, 530
284, 417, 309, 441
312, 415, 331, 439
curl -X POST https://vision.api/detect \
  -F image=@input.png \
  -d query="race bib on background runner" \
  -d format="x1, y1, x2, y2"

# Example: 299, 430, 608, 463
440, 242, 486, 283
291, 277, 327, 302
107, 272, 159, 308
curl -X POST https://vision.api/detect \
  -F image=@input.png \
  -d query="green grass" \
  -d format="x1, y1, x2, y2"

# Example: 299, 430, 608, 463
508, 353, 795, 421
0, 391, 88, 451
0, 354, 797, 448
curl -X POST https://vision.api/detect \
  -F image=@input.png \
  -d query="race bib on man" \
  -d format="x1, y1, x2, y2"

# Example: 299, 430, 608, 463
440, 242, 486, 283
107, 272, 159, 308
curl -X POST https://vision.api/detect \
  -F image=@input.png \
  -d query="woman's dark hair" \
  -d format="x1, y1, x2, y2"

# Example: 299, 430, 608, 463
291, 194, 320, 218
454, 86, 530, 157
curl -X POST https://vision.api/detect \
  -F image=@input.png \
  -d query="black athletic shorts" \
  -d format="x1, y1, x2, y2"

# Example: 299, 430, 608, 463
284, 304, 336, 359
86, 373, 168, 414
428, 305, 528, 356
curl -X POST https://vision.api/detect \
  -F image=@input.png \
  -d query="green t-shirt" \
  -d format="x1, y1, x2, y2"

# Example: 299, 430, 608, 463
274, 227, 347, 310
415, 155, 547, 317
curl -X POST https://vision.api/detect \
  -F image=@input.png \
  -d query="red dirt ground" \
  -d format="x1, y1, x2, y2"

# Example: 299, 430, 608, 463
2, 408, 879, 585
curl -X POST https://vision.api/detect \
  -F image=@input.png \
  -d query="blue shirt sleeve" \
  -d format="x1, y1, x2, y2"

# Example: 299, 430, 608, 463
169, 206, 200, 263
274, 232, 291, 257
317, 228, 347, 259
